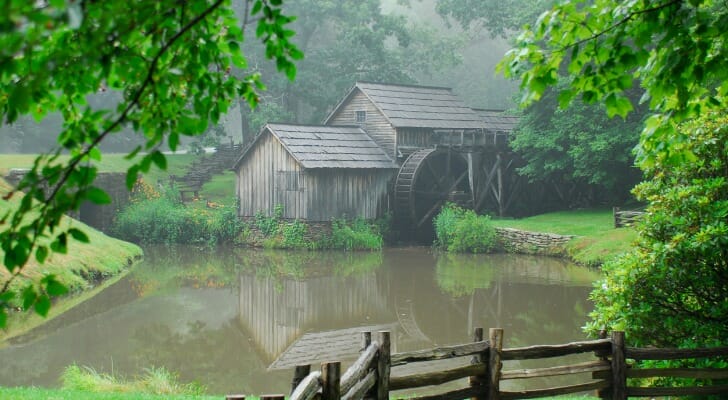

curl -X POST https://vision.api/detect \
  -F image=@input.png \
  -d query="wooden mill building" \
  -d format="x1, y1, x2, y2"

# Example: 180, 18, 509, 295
234, 82, 522, 230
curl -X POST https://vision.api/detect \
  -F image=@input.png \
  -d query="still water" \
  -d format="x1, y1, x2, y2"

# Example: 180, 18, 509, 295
0, 246, 599, 395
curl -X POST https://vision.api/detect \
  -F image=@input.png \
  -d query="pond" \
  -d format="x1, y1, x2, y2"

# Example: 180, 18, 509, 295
0, 246, 599, 395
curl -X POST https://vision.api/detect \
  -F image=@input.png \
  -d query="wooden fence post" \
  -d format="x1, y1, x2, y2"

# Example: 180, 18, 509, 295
362, 331, 372, 350
611, 331, 627, 400
375, 331, 391, 400
594, 330, 611, 400
322, 362, 341, 400
225, 395, 245, 400
291, 365, 311, 395
613, 207, 620, 228
488, 328, 504, 400
261, 395, 285, 400
469, 327, 486, 400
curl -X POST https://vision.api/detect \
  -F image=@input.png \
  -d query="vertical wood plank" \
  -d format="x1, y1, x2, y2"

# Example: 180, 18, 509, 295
291, 365, 312, 395
376, 331, 391, 400
611, 331, 627, 400
322, 362, 341, 400
488, 328, 504, 400
362, 331, 372, 350
595, 330, 610, 400
226, 395, 246, 400
469, 327, 486, 400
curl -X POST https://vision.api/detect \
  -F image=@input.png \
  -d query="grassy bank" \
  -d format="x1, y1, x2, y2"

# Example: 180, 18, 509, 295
0, 178, 143, 339
492, 209, 637, 266
0, 388, 220, 400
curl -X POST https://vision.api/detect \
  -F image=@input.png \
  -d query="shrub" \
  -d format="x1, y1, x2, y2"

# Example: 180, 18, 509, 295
112, 185, 244, 245
330, 217, 383, 251
434, 203, 497, 253
61, 365, 205, 395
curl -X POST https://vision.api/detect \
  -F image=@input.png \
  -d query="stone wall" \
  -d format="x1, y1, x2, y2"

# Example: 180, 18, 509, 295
240, 217, 333, 246
494, 227, 575, 256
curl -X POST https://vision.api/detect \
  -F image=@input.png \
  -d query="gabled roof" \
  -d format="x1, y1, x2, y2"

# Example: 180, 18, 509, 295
233, 123, 398, 170
325, 82, 486, 130
474, 109, 520, 133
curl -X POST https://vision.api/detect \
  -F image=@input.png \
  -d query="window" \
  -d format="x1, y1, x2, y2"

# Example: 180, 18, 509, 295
356, 110, 366, 123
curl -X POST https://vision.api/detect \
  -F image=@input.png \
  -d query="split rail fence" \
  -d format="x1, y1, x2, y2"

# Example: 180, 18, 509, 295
231, 328, 728, 400
612, 207, 645, 228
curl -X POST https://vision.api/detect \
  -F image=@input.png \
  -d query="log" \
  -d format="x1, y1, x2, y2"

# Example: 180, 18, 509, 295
406, 386, 485, 400
500, 360, 611, 380
626, 367, 728, 379
340, 342, 379, 395
321, 362, 341, 400
488, 328, 503, 400
290, 371, 322, 400
391, 341, 489, 366
389, 363, 487, 390
627, 384, 728, 397
611, 331, 627, 400
626, 346, 728, 360
499, 380, 611, 400
500, 339, 611, 360
341, 370, 376, 400
375, 331, 391, 400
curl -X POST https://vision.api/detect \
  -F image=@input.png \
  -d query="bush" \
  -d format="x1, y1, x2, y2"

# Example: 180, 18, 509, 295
330, 217, 383, 251
112, 183, 244, 245
586, 112, 728, 392
434, 203, 497, 253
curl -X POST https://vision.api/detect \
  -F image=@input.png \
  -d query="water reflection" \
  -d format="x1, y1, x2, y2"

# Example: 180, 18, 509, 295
0, 247, 598, 395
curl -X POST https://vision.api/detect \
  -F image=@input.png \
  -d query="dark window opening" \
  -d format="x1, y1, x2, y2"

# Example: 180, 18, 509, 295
356, 110, 366, 123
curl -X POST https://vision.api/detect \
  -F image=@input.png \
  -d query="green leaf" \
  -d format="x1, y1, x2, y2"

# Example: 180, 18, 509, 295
35, 245, 49, 264
22, 286, 37, 311
0, 309, 6, 329
43, 276, 69, 297
34, 294, 51, 317
151, 151, 167, 170
85, 187, 111, 205
68, 228, 90, 243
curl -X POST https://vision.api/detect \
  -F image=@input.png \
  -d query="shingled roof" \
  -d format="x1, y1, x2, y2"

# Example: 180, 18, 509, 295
475, 109, 520, 133
326, 82, 486, 130
234, 124, 398, 169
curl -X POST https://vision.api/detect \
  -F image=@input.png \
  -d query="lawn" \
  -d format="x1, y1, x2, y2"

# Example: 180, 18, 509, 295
0, 177, 143, 341
0, 153, 197, 187
492, 209, 638, 266
0, 387, 222, 400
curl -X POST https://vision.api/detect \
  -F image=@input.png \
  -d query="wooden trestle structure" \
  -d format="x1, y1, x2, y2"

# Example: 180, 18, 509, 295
394, 128, 526, 230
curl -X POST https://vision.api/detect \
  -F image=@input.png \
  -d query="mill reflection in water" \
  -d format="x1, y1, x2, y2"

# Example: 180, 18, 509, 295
0, 246, 598, 395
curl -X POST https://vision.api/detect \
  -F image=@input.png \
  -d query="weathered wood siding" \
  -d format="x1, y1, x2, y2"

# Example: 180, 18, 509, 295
236, 132, 307, 219
305, 169, 394, 221
397, 128, 435, 151
328, 90, 397, 159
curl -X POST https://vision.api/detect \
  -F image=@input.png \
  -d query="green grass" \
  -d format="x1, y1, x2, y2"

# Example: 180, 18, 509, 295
0, 387, 221, 400
199, 171, 236, 203
492, 208, 638, 266
0, 178, 143, 340
0, 153, 197, 187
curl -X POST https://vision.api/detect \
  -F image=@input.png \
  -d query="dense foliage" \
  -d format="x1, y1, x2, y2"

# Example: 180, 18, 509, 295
434, 203, 498, 253
512, 82, 643, 204
587, 113, 728, 347
113, 182, 244, 246
0, 0, 300, 325
330, 218, 384, 251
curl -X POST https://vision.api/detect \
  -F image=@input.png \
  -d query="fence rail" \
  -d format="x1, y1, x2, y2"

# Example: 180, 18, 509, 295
237, 328, 728, 400
612, 207, 645, 228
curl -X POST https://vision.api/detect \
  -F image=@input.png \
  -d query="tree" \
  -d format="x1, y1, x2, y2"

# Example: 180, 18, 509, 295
0, 0, 301, 327
497, 0, 728, 350
239, 0, 463, 128
512, 81, 643, 205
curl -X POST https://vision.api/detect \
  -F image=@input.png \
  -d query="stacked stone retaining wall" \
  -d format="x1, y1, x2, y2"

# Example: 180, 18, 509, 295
240, 217, 333, 246
494, 227, 575, 256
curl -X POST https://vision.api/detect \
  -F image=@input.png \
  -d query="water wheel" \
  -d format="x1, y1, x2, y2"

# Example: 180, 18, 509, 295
394, 148, 471, 229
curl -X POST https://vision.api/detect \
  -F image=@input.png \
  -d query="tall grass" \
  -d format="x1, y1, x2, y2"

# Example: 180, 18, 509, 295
330, 217, 383, 251
61, 365, 205, 396
112, 182, 244, 245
